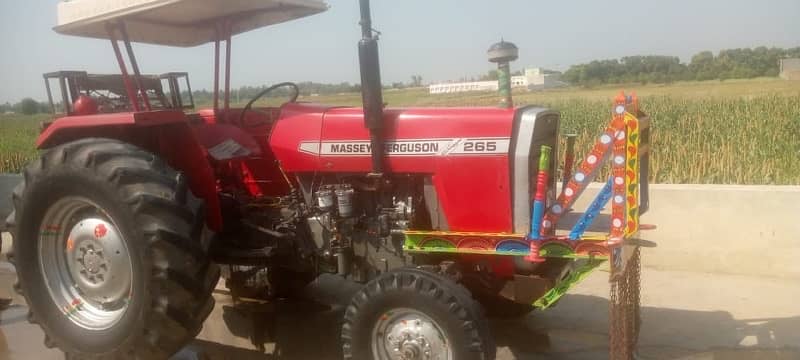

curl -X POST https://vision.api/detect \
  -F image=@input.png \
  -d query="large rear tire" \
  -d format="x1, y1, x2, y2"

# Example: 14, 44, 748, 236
341, 267, 495, 360
5, 138, 219, 359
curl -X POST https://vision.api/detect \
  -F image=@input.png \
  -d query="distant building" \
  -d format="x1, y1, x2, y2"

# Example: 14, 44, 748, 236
429, 80, 499, 94
779, 58, 800, 80
428, 67, 564, 94
525, 68, 566, 90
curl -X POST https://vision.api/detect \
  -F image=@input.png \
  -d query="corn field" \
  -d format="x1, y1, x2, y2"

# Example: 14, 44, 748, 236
371, 83, 799, 185
1, 83, 799, 184
548, 95, 800, 185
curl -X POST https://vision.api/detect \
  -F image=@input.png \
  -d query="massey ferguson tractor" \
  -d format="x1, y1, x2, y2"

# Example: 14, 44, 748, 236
4, 0, 652, 359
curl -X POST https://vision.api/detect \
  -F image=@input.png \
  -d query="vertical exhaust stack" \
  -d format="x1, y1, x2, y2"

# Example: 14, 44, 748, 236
358, 0, 385, 176
488, 40, 519, 109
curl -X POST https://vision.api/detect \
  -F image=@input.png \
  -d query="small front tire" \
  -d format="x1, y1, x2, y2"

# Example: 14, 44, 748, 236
341, 267, 495, 360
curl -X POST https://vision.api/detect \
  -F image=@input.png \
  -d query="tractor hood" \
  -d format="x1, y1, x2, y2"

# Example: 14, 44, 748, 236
269, 102, 548, 233
269, 103, 517, 174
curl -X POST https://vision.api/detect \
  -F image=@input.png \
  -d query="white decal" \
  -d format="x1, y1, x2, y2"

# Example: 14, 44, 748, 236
208, 139, 251, 160
298, 138, 510, 157
298, 142, 320, 155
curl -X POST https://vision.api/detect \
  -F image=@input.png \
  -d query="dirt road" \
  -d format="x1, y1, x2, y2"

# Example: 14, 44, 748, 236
1, 232, 798, 359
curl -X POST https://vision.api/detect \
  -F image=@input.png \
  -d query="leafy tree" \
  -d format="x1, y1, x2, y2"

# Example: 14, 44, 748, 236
410, 75, 423, 87
18, 98, 40, 115
690, 51, 716, 80
562, 46, 800, 86
480, 70, 498, 81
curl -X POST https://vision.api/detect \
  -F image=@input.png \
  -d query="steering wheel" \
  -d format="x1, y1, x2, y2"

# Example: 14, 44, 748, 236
238, 82, 300, 127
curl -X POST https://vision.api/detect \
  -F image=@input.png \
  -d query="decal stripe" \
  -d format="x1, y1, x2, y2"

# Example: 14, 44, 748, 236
299, 137, 511, 157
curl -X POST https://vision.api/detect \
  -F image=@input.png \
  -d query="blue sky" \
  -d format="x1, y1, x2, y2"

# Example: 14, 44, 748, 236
1, 0, 798, 103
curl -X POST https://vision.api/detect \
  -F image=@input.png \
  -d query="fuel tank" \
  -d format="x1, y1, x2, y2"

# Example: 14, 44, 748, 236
269, 103, 558, 233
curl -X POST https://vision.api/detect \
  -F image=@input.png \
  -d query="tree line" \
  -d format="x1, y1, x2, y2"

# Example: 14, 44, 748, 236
0, 99, 49, 115
562, 46, 800, 86
4, 46, 797, 114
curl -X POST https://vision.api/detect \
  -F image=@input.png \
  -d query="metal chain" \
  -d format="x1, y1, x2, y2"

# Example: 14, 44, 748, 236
609, 247, 642, 359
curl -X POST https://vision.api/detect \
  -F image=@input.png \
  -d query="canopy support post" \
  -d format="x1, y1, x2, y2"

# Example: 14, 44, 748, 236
184, 74, 195, 109
44, 75, 56, 114
213, 28, 220, 113
106, 23, 140, 112
118, 21, 151, 111
224, 20, 232, 118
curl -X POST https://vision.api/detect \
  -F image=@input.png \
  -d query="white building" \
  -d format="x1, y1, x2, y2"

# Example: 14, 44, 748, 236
429, 67, 564, 94
524, 68, 565, 90
429, 80, 498, 94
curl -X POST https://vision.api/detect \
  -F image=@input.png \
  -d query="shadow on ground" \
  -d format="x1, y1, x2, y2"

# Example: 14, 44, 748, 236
169, 275, 800, 360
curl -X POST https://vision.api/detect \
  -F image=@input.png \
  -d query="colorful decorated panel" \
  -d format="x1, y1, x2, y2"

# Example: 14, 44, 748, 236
623, 112, 640, 237
403, 230, 612, 259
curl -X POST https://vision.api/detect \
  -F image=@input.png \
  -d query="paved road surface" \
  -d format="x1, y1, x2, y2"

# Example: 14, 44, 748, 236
1, 232, 798, 359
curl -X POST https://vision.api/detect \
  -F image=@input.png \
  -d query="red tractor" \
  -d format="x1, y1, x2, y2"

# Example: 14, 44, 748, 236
5, 1, 651, 359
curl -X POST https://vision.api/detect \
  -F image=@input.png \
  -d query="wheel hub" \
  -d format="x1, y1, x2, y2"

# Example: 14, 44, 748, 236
38, 196, 134, 330
66, 219, 131, 307
373, 309, 451, 360
79, 246, 106, 276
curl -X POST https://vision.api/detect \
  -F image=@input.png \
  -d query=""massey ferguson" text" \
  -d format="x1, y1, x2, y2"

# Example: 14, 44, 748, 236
309, 138, 511, 156
328, 142, 441, 154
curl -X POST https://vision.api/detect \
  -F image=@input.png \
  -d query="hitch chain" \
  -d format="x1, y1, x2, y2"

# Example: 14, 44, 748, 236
609, 247, 642, 360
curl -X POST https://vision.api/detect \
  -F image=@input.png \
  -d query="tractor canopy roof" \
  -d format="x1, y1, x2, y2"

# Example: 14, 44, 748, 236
55, 0, 329, 47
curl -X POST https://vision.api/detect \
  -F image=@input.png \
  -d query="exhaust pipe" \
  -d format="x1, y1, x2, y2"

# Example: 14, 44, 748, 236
358, 0, 385, 176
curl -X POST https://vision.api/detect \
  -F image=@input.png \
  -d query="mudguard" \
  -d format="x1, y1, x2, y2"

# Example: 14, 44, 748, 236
35, 111, 223, 231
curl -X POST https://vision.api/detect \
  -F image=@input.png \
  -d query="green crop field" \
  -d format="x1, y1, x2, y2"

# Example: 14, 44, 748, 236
1, 78, 798, 184
0, 113, 46, 174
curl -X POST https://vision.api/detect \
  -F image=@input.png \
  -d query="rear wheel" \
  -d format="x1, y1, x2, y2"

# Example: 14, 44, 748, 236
341, 268, 495, 360
5, 138, 219, 359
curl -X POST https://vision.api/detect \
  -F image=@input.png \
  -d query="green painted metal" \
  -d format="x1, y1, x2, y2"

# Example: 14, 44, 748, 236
497, 62, 512, 108
538, 145, 551, 172
402, 231, 611, 259
539, 243, 575, 257
533, 258, 604, 309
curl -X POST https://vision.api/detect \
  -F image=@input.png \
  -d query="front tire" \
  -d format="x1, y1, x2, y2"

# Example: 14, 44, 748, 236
341, 268, 495, 360
5, 138, 219, 359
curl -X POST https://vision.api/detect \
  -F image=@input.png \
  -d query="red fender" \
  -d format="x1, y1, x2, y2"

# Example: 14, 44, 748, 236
36, 111, 223, 231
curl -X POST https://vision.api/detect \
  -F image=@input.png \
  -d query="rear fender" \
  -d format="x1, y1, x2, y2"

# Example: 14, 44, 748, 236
36, 111, 222, 231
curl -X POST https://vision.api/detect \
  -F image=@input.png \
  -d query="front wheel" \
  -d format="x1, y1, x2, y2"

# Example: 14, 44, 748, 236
341, 268, 495, 360
6, 138, 219, 359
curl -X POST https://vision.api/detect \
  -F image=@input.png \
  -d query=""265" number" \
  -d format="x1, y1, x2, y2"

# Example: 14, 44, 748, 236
463, 141, 497, 152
